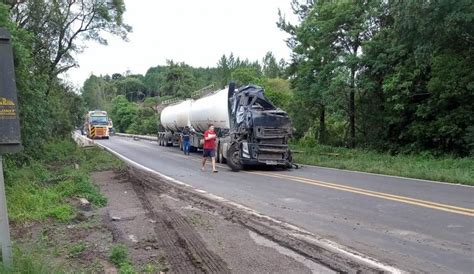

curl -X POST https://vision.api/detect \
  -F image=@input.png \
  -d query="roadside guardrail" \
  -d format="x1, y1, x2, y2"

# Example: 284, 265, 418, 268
115, 133, 158, 142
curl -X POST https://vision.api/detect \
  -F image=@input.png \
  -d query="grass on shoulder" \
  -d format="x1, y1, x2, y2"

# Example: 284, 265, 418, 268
3, 138, 124, 223
291, 140, 474, 185
0, 138, 125, 273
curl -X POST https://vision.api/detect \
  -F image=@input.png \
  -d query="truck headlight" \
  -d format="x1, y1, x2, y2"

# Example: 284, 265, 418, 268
242, 142, 250, 158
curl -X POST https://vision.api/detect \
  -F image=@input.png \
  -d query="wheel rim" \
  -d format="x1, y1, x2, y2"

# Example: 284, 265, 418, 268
231, 151, 239, 165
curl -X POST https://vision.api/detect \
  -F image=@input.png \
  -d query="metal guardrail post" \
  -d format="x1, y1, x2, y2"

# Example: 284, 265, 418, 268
0, 155, 12, 267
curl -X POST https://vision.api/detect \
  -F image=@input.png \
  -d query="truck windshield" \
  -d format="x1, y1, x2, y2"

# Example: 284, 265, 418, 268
90, 116, 108, 125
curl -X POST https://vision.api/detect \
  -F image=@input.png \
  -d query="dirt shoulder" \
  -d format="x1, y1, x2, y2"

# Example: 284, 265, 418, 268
94, 169, 330, 273
10, 163, 384, 273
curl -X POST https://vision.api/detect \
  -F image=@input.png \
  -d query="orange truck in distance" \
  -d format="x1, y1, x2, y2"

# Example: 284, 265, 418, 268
84, 110, 110, 139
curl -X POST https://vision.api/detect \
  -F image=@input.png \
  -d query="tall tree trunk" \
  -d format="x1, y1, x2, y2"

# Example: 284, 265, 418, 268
319, 105, 327, 144
348, 68, 356, 148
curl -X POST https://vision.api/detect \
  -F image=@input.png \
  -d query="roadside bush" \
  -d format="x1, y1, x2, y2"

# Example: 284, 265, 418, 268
4, 138, 122, 223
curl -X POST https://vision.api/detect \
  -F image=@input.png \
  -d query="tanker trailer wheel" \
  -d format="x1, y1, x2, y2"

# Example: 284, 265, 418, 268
227, 143, 242, 172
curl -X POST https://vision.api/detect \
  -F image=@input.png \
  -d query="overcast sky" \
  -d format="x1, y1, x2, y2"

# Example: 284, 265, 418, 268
64, 0, 296, 88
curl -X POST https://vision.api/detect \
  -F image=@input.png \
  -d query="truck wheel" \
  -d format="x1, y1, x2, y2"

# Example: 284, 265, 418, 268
226, 143, 242, 172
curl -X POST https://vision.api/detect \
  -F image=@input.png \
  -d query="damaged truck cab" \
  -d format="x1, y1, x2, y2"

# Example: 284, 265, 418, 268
225, 84, 293, 171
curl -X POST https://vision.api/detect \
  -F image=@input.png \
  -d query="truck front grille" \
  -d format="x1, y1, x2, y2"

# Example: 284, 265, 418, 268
255, 127, 290, 138
258, 153, 284, 161
263, 128, 288, 136
259, 138, 284, 145
95, 127, 107, 136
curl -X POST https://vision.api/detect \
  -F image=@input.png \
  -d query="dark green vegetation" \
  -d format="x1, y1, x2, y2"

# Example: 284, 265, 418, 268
0, 0, 130, 159
1, 1, 130, 270
292, 141, 474, 185
0, 138, 124, 272
280, 0, 474, 156
3, 138, 123, 223
109, 244, 135, 273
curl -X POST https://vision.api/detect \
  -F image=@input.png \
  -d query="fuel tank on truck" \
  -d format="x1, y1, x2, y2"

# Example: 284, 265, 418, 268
189, 88, 230, 133
160, 100, 192, 132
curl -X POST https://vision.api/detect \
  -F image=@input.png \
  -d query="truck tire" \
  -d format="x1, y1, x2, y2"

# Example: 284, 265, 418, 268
226, 143, 242, 172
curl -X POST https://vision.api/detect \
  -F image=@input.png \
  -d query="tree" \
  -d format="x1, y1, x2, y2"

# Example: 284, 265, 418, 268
82, 74, 116, 110
8, 0, 131, 79
280, 1, 379, 147
261, 78, 293, 110
231, 67, 262, 87
115, 77, 148, 102
262, 51, 280, 78
360, 0, 474, 154
217, 54, 231, 87
110, 95, 137, 133
160, 60, 196, 98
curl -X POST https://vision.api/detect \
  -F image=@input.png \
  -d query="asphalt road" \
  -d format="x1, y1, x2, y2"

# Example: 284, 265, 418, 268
96, 136, 474, 273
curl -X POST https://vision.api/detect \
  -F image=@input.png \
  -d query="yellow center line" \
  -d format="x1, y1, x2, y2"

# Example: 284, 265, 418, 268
154, 145, 473, 216
248, 171, 474, 217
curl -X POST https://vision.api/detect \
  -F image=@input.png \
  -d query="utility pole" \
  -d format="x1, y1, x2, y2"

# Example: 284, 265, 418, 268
0, 28, 23, 268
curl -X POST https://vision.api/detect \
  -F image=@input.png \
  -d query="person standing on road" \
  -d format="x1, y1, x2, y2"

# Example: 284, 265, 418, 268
201, 124, 218, 173
182, 126, 191, 155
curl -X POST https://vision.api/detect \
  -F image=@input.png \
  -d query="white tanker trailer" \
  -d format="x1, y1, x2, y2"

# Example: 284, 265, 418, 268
157, 83, 293, 171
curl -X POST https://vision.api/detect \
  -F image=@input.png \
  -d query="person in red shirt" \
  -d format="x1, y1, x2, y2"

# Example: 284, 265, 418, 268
201, 124, 218, 173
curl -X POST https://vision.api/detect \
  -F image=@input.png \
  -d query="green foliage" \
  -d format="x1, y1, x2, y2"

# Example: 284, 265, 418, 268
4, 138, 122, 223
109, 95, 157, 135
281, 0, 474, 155
292, 141, 474, 185
231, 67, 262, 87
0, 0, 128, 160
68, 241, 86, 257
261, 78, 293, 110
262, 51, 282, 78
82, 75, 116, 111
128, 107, 157, 135
109, 244, 135, 273
110, 95, 138, 133
0, 247, 63, 274
8, 0, 131, 76
116, 77, 148, 102
160, 60, 197, 98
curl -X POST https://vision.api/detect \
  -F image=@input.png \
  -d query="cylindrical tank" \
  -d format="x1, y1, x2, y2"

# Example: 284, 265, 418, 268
189, 88, 230, 133
160, 100, 192, 132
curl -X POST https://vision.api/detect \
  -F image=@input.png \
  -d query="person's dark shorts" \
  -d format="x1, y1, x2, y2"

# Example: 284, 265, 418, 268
203, 149, 216, 158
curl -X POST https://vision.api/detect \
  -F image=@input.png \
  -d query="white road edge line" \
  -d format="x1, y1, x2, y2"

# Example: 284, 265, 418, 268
300, 164, 473, 188
81, 134, 403, 273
